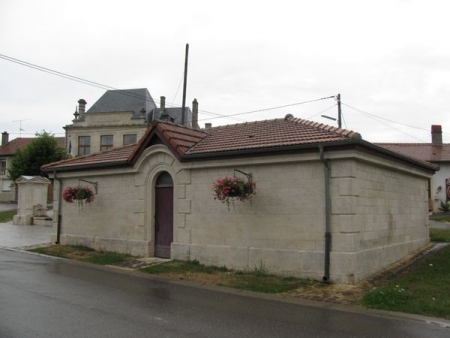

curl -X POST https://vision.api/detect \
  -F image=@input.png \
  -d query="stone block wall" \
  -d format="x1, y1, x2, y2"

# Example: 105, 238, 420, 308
173, 154, 431, 284
173, 159, 329, 280
50, 144, 431, 284
53, 172, 149, 256
329, 159, 430, 282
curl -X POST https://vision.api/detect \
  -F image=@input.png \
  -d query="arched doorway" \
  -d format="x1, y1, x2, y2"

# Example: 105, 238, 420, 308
154, 172, 173, 258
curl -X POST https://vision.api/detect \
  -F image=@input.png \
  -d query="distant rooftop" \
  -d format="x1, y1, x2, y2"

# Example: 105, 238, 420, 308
86, 88, 157, 118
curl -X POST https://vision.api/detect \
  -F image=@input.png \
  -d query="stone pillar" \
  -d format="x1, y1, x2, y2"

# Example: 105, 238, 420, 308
13, 176, 51, 225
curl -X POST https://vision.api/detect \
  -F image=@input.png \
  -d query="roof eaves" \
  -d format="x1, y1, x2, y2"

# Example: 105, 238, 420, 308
180, 139, 359, 161
43, 160, 131, 173
180, 137, 437, 172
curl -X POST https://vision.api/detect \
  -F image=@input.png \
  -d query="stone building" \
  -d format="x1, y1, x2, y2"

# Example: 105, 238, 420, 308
64, 88, 197, 156
43, 116, 436, 284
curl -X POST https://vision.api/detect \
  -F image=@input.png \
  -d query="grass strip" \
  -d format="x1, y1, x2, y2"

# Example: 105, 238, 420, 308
0, 209, 17, 222
30, 245, 133, 265
360, 245, 450, 319
141, 260, 313, 294
429, 228, 450, 242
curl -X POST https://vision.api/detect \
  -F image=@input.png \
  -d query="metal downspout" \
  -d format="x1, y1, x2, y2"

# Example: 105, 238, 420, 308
53, 170, 62, 244
319, 146, 331, 282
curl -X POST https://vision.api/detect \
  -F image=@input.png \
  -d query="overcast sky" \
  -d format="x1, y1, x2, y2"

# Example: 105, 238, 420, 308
1, 0, 449, 143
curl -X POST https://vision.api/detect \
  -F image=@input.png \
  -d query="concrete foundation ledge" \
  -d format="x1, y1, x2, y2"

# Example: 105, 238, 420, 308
355, 239, 430, 282
32, 216, 52, 226
62, 235, 150, 257
172, 243, 325, 280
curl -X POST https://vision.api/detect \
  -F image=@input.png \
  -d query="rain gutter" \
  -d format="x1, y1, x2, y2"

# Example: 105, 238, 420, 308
319, 145, 331, 282
53, 170, 62, 244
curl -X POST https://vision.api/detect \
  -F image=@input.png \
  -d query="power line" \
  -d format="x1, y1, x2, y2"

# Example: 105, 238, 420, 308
0, 53, 160, 105
0, 53, 245, 122
306, 104, 337, 120
0, 53, 336, 125
343, 103, 428, 142
198, 96, 336, 122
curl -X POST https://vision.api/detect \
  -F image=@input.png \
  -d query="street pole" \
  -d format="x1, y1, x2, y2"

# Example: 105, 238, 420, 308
337, 93, 342, 129
181, 43, 189, 126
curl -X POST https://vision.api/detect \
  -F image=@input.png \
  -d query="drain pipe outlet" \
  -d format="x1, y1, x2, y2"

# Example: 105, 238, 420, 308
53, 170, 63, 244
319, 146, 331, 282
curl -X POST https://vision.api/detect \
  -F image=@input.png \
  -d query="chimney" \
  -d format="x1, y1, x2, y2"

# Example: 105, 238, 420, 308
431, 125, 443, 145
205, 123, 212, 129
2, 132, 9, 146
160, 96, 166, 112
192, 98, 199, 129
78, 99, 87, 118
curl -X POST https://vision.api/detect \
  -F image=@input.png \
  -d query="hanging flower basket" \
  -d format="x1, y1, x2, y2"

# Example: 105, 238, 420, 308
212, 175, 256, 209
62, 186, 95, 206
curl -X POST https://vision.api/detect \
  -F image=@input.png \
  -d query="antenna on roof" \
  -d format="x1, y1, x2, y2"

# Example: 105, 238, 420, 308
12, 119, 30, 137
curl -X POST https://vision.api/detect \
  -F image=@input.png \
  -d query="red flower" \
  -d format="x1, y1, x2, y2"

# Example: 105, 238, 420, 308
212, 175, 256, 210
62, 186, 95, 206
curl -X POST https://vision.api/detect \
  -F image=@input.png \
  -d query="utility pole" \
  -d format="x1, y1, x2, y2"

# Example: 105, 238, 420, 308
337, 93, 342, 129
181, 43, 189, 126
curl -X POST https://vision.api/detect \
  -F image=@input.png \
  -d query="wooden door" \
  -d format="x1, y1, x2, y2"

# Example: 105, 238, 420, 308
154, 173, 173, 258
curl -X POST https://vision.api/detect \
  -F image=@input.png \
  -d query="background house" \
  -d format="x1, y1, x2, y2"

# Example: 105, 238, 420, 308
44, 116, 435, 284
0, 132, 64, 202
377, 125, 450, 212
65, 88, 197, 156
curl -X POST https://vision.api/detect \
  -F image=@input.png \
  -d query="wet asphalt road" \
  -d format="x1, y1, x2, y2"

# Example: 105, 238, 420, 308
1, 249, 449, 338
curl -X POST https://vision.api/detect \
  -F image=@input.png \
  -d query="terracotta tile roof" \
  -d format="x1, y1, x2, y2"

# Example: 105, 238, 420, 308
0, 137, 65, 156
376, 143, 450, 163
42, 143, 137, 170
187, 116, 361, 155
43, 117, 364, 171
154, 122, 207, 155
43, 117, 437, 172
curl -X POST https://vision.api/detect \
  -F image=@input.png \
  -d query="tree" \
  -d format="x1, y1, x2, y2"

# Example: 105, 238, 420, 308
7, 131, 69, 181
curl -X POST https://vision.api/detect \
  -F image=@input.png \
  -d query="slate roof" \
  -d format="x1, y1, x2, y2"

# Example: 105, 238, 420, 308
0, 137, 65, 156
86, 88, 157, 118
147, 107, 192, 127
42, 116, 437, 172
376, 143, 450, 163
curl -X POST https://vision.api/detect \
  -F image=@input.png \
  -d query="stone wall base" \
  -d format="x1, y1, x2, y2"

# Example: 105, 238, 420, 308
56, 234, 151, 257
32, 216, 52, 226
172, 239, 431, 284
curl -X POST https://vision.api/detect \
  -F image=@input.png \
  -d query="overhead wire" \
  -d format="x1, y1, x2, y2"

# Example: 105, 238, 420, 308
306, 103, 337, 120
0, 53, 160, 105
2, 53, 447, 142
197, 96, 336, 122
343, 103, 427, 142
0, 53, 247, 123
1, 53, 340, 126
